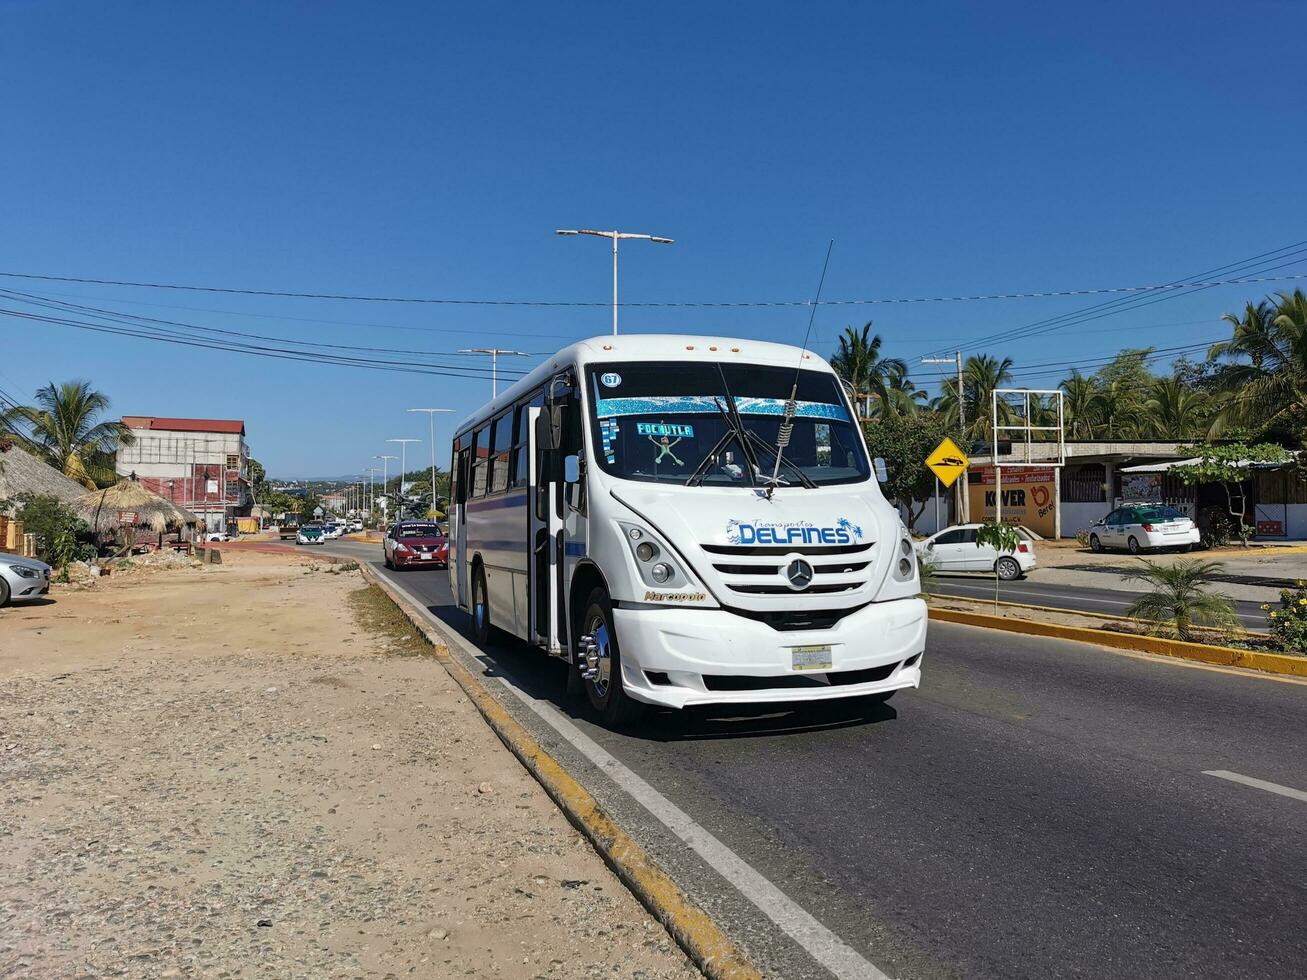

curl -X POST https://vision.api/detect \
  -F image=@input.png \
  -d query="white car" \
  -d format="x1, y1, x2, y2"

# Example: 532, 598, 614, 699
322, 523, 345, 540
205, 532, 230, 542
916, 523, 1037, 580
1, 553, 52, 607
1087, 504, 1200, 554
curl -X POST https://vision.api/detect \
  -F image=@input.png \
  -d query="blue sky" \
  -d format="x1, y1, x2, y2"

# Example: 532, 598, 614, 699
2, 0, 1304, 477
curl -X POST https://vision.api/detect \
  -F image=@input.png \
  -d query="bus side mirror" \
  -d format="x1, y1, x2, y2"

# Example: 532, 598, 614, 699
873, 457, 888, 482
564, 455, 580, 484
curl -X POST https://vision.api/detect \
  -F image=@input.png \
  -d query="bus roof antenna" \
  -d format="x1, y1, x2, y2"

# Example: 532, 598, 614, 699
767, 240, 834, 496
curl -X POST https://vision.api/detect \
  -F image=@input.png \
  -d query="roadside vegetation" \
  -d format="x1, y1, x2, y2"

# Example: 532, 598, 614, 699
1264, 580, 1307, 654
1120, 558, 1241, 643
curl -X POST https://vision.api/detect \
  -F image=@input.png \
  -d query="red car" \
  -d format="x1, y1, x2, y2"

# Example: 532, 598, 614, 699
383, 521, 449, 570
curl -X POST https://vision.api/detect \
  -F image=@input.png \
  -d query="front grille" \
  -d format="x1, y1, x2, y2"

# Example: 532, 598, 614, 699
726, 603, 868, 631
727, 582, 859, 596
703, 659, 902, 691
702, 542, 873, 557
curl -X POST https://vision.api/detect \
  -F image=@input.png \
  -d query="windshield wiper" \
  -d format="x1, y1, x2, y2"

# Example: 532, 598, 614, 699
685, 396, 758, 487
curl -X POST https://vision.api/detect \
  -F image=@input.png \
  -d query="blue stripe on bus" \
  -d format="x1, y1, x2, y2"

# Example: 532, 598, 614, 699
564, 541, 587, 557
465, 490, 529, 512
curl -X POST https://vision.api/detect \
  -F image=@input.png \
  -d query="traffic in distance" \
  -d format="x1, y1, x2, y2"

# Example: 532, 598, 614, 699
448, 334, 928, 727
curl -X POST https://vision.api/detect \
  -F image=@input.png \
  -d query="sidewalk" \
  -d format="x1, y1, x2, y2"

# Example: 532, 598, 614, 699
0, 550, 697, 979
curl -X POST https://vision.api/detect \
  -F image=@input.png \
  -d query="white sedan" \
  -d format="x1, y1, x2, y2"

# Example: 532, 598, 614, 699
1087, 504, 1200, 554
916, 523, 1037, 580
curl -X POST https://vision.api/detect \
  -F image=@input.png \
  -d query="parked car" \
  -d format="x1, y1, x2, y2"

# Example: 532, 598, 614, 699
296, 524, 326, 545
915, 523, 1037, 580
1087, 504, 1200, 554
205, 531, 230, 542
383, 521, 448, 570
0, 553, 52, 607
348, 520, 363, 532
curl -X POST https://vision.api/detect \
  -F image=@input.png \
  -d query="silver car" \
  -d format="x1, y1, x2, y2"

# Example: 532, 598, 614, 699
0, 553, 52, 607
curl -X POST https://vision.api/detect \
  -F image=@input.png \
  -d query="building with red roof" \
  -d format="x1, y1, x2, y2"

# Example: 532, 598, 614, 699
115, 416, 252, 533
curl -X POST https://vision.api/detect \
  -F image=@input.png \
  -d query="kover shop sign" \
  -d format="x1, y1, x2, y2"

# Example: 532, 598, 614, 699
967, 465, 1056, 537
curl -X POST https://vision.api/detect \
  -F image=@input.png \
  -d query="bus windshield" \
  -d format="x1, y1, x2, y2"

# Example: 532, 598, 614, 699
586, 361, 869, 487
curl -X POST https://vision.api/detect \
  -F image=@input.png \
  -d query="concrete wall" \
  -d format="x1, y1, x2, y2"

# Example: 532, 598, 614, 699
1062, 501, 1111, 537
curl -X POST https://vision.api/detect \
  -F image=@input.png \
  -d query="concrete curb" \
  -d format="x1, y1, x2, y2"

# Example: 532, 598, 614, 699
928, 606, 1307, 678
357, 562, 761, 980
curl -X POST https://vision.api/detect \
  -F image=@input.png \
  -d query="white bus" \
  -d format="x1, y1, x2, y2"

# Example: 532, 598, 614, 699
448, 334, 927, 726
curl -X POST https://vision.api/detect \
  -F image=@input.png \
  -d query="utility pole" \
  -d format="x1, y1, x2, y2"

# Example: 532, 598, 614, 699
458, 349, 529, 398
408, 408, 453, 514
923, 351, 968, 523
555, 229, 674, 335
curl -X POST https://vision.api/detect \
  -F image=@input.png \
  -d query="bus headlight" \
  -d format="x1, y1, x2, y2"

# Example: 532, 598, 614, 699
618, 520, 695, 590
894, 538, 916, 580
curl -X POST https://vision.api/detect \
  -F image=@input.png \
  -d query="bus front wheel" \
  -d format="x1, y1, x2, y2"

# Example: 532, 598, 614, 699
579, 588, 645, 728
470, 565, 493, 647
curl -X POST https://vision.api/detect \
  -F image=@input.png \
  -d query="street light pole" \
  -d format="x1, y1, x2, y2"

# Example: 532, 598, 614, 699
555, 229, 674, 335
375, 455, 396, 520
387, 438, 420, 518
457, 348, 529, 398
408, 408, 454, 512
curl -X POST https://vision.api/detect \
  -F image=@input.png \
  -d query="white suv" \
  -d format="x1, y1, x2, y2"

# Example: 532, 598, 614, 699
916, 523, 1037, 580
1087, 504, 1200, 554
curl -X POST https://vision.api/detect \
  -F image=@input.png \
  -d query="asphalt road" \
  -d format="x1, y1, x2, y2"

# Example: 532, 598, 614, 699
929, 574, 1272, 629
326, 538, 1307, 980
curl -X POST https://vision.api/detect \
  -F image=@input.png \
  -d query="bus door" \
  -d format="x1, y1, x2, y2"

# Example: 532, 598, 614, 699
531, 404, 566, 654
452, 439, 470, 608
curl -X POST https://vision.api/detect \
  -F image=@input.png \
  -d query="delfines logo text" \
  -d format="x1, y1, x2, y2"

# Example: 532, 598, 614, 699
726, 518, 864, 546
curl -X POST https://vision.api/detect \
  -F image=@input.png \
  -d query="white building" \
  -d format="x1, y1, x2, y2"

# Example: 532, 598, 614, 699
116, 417, 252, 533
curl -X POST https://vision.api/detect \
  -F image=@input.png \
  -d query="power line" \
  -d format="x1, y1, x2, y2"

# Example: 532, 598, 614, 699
0, 307, 539, 382
0, 268, 1304, 309
918, 240, 1307, 360
0, 288, 545, 369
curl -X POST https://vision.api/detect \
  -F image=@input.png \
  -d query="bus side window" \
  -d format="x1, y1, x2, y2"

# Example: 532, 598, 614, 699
455, 447, 470, 504
472, 426, 489, 497
491, 411, 513, 494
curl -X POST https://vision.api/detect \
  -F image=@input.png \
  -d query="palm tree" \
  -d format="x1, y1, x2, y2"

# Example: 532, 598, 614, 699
1212, 300, 1275, 369
1145, 376, 1211, 439
870, 363, 927, 418
0, 381, 134, 489
1096, 379, 1144, 439
1209, 290, 1307, 434
1060, 370, 1104, 439
1121, 558, 1240, 642
932, 354, 1016, 444
830, 324, 909, 418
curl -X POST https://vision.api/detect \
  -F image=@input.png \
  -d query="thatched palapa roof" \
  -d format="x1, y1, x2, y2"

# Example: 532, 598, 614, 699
72, 477, 199, 533
0, 440, 88, 515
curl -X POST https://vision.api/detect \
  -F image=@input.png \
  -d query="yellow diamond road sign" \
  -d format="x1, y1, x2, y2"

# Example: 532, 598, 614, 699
926, 437, 970, 488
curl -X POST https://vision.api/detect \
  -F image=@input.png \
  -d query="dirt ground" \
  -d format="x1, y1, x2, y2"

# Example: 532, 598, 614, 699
0, 550, 698, 979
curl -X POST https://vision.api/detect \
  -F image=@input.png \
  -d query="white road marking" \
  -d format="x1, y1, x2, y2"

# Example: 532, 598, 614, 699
374, 564, 890, 980
1203, 770, 1307, 803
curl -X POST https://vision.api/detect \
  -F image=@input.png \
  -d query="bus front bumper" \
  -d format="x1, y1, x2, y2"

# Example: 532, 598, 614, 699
612, 597, 927, 709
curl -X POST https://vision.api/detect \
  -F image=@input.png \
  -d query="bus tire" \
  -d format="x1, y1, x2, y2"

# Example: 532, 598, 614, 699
579, 587, 645, 728
470, 564, 493, 647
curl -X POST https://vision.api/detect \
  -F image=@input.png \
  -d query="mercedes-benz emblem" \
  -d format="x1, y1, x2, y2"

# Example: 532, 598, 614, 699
785, 558, 814, 591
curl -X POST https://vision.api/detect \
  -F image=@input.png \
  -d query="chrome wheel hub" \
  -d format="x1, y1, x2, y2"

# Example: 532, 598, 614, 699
578, 622, 612, 694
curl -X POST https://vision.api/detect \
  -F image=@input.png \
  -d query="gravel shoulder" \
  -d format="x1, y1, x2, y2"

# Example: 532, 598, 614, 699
0, 551, 698, 979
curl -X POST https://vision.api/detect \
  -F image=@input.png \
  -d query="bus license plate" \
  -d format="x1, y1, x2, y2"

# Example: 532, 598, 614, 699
791, 645, 832, 671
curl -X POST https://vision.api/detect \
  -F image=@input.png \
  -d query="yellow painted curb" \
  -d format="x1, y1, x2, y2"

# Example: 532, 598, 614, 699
358, 563, 760, 980
928, 607, 1307, 678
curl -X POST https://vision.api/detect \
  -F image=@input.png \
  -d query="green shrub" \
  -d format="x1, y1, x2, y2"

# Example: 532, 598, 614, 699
1075, 529, 1090, 548
1264, 579, 1307, 654
12, 493, 92, 567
